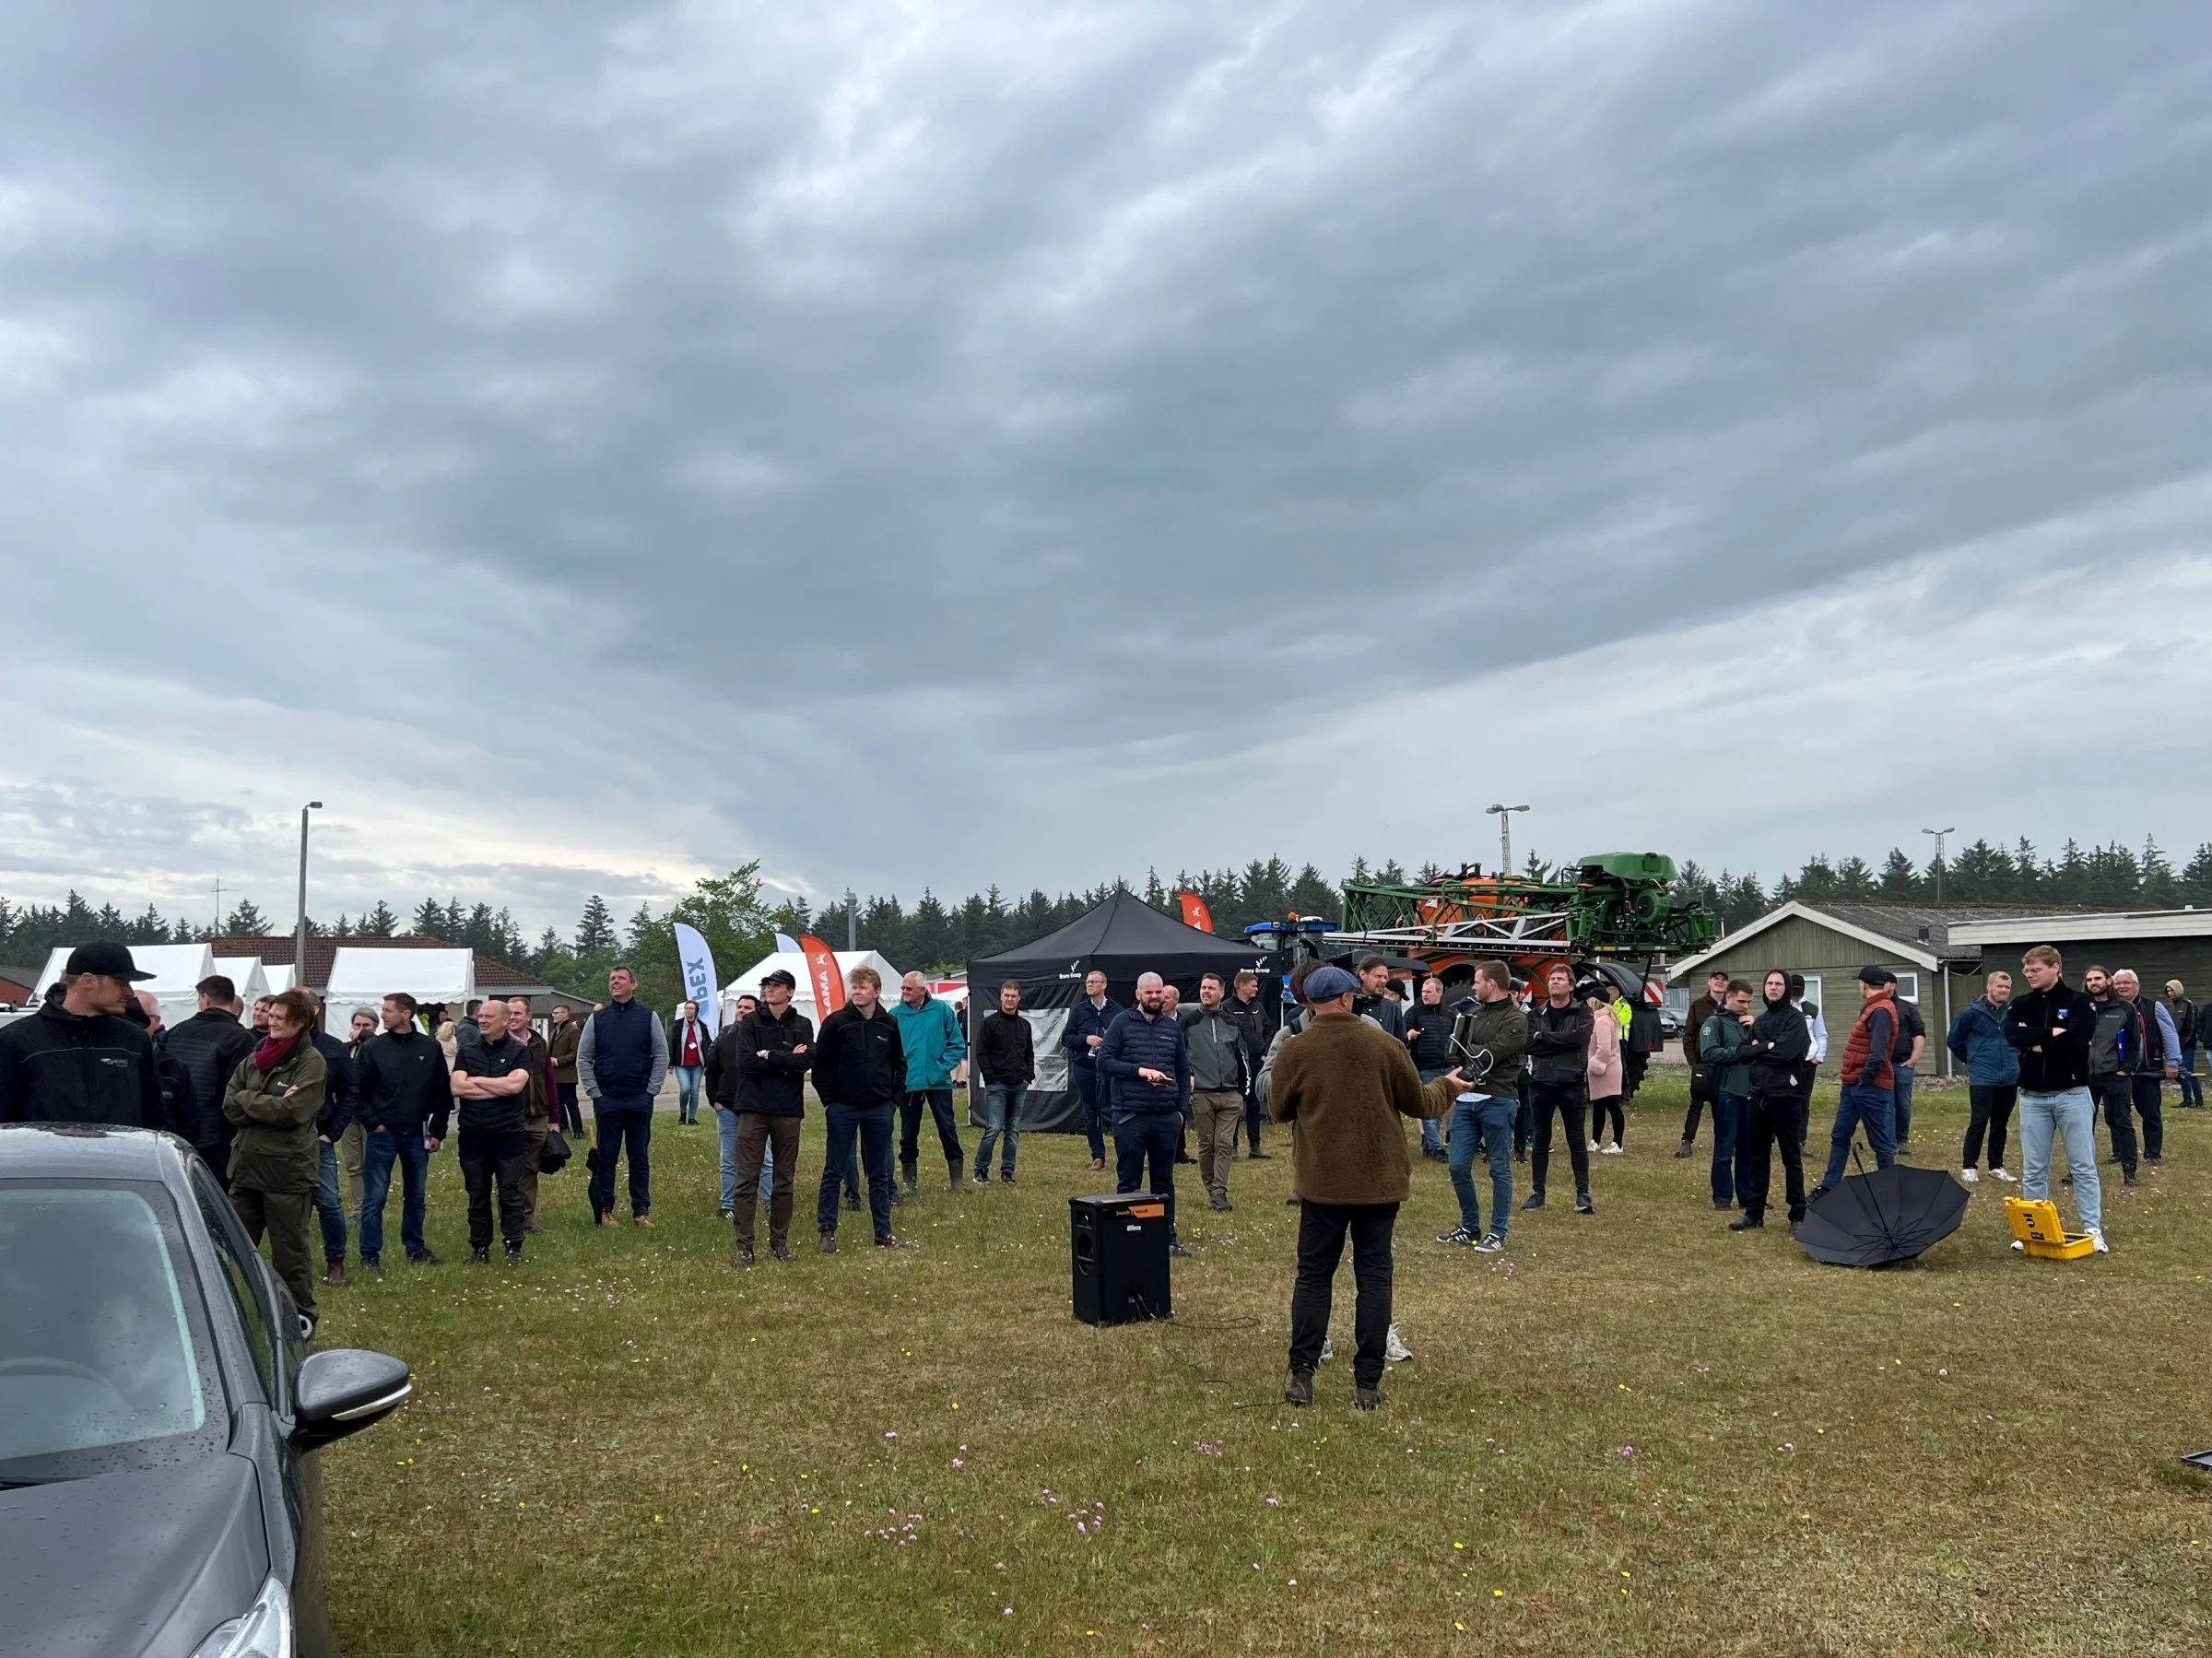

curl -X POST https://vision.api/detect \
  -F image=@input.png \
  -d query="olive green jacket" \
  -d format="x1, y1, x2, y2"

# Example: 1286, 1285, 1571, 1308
222, 1041, 328, 1194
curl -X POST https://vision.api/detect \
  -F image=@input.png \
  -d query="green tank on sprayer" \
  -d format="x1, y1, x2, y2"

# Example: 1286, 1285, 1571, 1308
1253, 853, 1716, 976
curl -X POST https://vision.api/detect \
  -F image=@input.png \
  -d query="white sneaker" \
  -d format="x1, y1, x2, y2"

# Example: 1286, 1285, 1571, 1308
1473, 1233, 1506, 1253
1991, 1167, 2016, 1182
1585, 1139, 1599, 1152
1320, 1335, 1334, 1362
1602, 1143, 1624, 1156
1385, 1325, 1413, 1363
2090, 1229, 2110, 1254
1959, 1167, 1979, 1184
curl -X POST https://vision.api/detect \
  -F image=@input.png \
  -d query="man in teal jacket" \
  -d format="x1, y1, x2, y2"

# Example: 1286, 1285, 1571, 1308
891, 972, 969, 1194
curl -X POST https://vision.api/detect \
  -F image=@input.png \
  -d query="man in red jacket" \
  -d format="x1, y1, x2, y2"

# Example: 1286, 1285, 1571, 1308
1811, 967, 1900, 1199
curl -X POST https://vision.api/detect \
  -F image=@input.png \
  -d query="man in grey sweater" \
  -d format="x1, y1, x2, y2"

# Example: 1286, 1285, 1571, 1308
1182, 972, 1251, 1211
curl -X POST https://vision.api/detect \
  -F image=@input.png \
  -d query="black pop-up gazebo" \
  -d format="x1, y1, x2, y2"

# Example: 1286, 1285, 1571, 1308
965, 890, 1270, 1132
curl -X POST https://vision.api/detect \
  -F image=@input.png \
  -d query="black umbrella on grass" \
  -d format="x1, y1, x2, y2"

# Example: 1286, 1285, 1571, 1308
1795, 1154, 1969, 1267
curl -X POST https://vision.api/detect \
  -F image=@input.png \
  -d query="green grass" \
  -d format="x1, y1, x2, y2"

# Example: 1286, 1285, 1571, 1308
314, 1080, 2212, 1655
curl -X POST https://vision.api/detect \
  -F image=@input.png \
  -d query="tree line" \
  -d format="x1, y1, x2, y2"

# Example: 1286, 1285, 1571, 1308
6, 833, 2207, 1010
1676, 834, 2206, 935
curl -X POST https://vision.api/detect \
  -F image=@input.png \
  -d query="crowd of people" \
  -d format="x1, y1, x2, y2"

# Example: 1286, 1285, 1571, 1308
0, 935, 2180, 1399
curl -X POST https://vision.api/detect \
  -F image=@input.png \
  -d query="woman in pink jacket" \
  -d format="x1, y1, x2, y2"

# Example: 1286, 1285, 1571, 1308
1582, 982, 1626, 1154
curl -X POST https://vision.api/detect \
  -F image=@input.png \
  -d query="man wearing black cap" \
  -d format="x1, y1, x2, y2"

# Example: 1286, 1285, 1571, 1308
1811, 967, 1900, 1198
0, 942, 167, 1128
1268, 961, 1460, 1410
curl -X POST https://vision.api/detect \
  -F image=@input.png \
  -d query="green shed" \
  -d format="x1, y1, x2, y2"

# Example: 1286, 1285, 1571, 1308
1665, 901, 2054, 1076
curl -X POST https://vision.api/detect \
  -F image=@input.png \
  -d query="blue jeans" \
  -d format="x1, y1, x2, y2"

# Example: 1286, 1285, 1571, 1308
588, 1095, 654, 1219
1113, 1112, 1181, 1242
359, 1127, 429, 1259
716, 1106, 772, 1211
676, 1066, 703, 1123
1419, 1067, 1450, 1153
2181, 1046, 2203, 1110
1892, 1064, 1917, 1144
977, 1084, 1025, 1176
313, 1140, 347, 1263
1712, 1092, 1747, 1206
818, 1101, 896, 1238
2020, 1087, 2102, 1234
1447, 1095, 1516, 1239
1821, 1082, 1897, 1187
1073, 1064, 1106, 1160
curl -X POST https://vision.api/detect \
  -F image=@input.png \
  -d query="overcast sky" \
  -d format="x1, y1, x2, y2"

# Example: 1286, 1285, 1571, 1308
4, 1, 2208, 938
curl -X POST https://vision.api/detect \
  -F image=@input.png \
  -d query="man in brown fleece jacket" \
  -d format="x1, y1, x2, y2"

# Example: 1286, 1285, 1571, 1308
1268, 964, 1460, 1411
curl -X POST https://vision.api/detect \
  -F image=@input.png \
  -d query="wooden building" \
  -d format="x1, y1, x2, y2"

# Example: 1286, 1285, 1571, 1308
1665, 902, 2057, 1076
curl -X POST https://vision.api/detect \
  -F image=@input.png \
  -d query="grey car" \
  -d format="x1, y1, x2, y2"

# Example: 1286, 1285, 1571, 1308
0, 1123, 411, 1655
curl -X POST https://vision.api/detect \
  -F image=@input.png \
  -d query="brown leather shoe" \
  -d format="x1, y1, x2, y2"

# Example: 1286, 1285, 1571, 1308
633, 1215, 654, 1228
596, 1213, 618, 1228
323, 1260, 346, 1288
1089, 1158, 1106, 1172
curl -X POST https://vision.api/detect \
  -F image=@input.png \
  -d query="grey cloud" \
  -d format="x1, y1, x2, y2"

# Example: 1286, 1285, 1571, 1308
3, 1, 2210, 923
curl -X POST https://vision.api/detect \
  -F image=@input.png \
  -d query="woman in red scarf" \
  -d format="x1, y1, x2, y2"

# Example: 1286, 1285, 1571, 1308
223, 987, 329, 1331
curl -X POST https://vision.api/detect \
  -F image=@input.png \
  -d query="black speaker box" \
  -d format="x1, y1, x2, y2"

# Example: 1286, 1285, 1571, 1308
1069, 1192, 1171, 1324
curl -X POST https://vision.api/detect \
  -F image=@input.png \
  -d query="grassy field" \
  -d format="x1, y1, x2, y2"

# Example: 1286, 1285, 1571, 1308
314, 1077, 2212, 1656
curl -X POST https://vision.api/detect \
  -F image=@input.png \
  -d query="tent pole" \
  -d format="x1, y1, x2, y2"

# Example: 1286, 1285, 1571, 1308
1941, 964, 1954, 1079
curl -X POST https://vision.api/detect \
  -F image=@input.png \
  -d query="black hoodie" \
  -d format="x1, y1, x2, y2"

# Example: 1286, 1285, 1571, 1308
1736, 984, 1812, 1097
0, 999, 166, 1129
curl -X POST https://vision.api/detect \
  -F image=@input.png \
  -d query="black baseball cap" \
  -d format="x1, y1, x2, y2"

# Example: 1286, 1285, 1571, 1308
65, 941, 155, 982
761, 969, 797, 990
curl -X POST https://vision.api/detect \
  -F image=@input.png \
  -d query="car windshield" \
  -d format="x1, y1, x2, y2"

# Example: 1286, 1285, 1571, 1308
0, 1182, 226, 1484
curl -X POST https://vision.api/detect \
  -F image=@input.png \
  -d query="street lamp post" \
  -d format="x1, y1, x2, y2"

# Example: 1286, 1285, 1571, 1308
1486, 804, 1531, 877
1924, 824, 1958, 1079
1921, 826, 1955, 904
295, 802, 324, 994
845, 887, 857, 953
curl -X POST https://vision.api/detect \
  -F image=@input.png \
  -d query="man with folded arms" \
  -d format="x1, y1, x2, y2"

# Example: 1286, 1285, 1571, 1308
451, 996, 534, 1264
2003, 945, 2104, 1253
731, 970, 812, 1264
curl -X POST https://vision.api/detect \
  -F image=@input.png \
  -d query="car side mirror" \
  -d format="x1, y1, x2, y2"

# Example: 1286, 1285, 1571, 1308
291, 1348, 412, 1451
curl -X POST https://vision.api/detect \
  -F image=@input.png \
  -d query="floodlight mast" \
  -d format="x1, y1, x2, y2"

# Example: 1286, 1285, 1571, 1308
1485, 804, 1530, 877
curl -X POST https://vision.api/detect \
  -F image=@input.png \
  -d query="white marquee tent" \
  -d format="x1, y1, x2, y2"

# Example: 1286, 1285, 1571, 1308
721, 949, 902, 1034
265, 963, 297, 995
212, 957, 270, 1002
36, 942, 216, 1028
322, 947, 474, 1031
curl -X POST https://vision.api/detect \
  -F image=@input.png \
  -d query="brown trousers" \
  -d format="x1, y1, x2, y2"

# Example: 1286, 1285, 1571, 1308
732, 1112, 803, 1249
232, 1186, 318, 1319
521, 1117, 549, 1229
1194, 1090, 1245, 1201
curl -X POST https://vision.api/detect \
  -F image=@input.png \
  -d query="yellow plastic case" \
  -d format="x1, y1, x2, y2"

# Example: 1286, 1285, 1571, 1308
2005, 1196, 2097, 1260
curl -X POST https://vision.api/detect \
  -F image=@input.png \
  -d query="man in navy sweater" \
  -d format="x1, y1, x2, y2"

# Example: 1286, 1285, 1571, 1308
1099, 971, 1193, 1256
578, 966, 669, 1228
